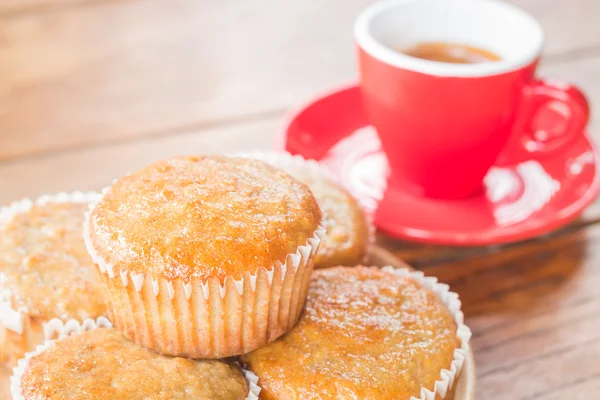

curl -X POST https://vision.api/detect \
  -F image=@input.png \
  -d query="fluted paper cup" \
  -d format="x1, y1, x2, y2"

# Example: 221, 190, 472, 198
10, 317, 261, 400
84, 186, 326, 358
0, 192, 103, 366
379, 267, 472, 400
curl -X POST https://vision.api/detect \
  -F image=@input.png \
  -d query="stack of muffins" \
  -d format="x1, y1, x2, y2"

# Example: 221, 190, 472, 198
0, 152, 470, 400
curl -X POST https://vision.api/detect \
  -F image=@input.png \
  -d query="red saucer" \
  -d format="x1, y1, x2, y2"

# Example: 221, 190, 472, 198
282, 85, 600, 245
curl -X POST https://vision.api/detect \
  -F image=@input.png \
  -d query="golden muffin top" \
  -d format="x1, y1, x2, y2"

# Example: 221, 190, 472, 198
0, 199, 106, 322
242, 266, 459, 400
281, 166, 370, 268
19, 328, 249, 400
87, 156, 322, 282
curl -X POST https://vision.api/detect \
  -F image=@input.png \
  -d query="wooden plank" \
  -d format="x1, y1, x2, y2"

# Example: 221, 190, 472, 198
410, 222, 600, 398
0, 118, 278, 204
534, 378, 600, 400
508, 0, 600, 58
1, 0, 599, 161
0, 0, 99, 15
0, 0, 369, 161
477, 337, 600, 399
425, 223, 598, 320
385, 214, 600, 268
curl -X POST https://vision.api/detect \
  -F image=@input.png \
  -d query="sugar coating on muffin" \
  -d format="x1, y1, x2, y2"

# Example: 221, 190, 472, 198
281, 165, 371, 268
17, 328, 250, 400
242, 266, 461, 400
84, 156, 325, 359
0, 200, 105, 322
87, 156, 322, 282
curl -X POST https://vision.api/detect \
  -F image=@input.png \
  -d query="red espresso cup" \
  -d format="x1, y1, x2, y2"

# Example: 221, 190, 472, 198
355, 0, 589, 199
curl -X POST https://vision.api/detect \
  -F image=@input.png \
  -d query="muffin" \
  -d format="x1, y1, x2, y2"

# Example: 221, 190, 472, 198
10, 321, 260, 400
233, 152, 372, 268
0, 192, 108, 365
241, 266, 471, 400
84, 156, 325, 358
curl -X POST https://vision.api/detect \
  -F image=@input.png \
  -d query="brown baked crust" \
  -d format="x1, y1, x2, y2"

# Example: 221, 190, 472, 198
87, 156, 321, 282
241, 266, 459, 399
0, 201, 106, 321
20, 328, 249, 400
281, 166, 370, 268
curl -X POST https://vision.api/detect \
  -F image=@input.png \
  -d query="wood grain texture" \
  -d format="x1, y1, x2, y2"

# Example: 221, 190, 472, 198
415, 224, 600, 399
0, 0, 368, 161
1, 0, 600, 399
1, 0, 600, 161
507, 0, 600, 58
0, 118, 278, 204
0, 0, 99, 16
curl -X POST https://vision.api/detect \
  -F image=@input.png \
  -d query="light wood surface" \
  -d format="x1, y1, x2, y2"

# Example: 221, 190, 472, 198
1, 1, 599, 398
0, 247, 476, 400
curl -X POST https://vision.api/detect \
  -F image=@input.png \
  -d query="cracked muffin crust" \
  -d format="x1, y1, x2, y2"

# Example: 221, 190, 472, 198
85, 156, 325, 358
0, 194, 106, 365
17, 328, 251, 400
242, 266, 462, 400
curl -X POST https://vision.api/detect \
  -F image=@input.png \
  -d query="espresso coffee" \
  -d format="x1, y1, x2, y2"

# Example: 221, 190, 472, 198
403, 41, 501, 64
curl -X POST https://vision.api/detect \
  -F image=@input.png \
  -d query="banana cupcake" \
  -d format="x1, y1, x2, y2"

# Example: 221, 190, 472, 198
235, 152, 372, 268
242, 266, 471, 400
84, 155, 325, 359
0, 192, 107, 365
10, 321, 260, 400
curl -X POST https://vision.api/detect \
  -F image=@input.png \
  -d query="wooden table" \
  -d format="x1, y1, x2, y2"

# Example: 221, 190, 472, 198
0, 1, 598, 398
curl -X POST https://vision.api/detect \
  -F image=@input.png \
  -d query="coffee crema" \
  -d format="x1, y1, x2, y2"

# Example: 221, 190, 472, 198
402, 41, 502, 64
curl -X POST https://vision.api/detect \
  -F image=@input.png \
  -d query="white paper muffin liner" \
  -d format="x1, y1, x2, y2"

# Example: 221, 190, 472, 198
83, 175, 327, 359
232, 150, 375, 266
0, 191, 101, 226
0, 192, 103, 364
243, 266, 469, 399
379, 266, 472, 400
10, 317, 261, 400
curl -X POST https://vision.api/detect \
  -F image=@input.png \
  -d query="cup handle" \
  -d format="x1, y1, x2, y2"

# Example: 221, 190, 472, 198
508, 78, 589, 162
